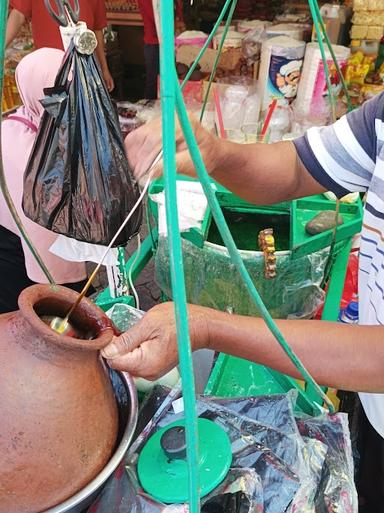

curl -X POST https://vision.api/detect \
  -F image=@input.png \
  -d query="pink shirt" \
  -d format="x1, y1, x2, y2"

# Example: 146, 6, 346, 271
1, 113, 87, 284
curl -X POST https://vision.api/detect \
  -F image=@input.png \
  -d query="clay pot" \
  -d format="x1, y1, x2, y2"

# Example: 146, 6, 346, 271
0, 284, 119, 513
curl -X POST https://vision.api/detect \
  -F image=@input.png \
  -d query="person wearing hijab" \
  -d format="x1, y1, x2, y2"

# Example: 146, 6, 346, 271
0, 48, 88, 314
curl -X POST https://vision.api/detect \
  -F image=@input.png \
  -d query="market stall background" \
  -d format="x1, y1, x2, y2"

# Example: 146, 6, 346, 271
0, 0, 379, 511
4, 0, 384, 109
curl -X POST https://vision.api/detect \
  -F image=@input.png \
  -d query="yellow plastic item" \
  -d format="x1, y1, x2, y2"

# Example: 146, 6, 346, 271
345, 62, 370, 85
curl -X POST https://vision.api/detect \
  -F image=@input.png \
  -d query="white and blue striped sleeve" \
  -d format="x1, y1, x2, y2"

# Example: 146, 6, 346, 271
293, 93, 383, 198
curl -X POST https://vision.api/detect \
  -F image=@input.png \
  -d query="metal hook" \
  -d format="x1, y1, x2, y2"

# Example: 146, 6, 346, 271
44, 0, 80, 27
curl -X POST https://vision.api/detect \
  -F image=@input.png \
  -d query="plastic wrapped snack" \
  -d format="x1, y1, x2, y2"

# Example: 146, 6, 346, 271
368, 0, 384, 9
366, 26, 384, 40
352, 10, 372, 25
350, 25, 368, 39
353, 0, 369, 9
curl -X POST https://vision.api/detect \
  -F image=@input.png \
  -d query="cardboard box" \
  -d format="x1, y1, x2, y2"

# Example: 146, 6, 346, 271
176, 44, 243, 73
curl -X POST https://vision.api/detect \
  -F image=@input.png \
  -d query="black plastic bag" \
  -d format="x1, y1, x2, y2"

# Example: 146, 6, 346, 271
23, 44, 142, 246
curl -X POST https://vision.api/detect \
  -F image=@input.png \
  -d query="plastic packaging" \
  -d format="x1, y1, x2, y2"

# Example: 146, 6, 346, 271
88, 388, 356, 513
266, 103, 292, 143
265, 24, 305, 41
175, 31, 210, 49
237, 19, 271, 34
295, 43, 350, 119
258, 36, 306, 110
213, 30, 244, 50
130, 391, 357, 513
155, 236, 329, 320
22, 44, 142, 246
296, 413, 358, 512
215, 77, 260, 131
242, 26, 264, 64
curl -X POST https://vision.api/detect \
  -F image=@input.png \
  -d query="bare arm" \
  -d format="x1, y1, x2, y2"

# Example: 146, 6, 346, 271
102, 303, 384, 394
125, 117, 326, 205
6, 9, 25, 48
209, 139, 326, 204
208, 309, 383, 393
94, 30, 114, 92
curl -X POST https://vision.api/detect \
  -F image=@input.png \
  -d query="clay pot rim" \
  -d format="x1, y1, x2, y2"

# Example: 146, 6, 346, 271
17, 284, 114, 351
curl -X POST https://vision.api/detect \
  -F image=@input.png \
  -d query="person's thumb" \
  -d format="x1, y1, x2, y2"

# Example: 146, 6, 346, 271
104, 346, 146, 376
101, 325, 141, 359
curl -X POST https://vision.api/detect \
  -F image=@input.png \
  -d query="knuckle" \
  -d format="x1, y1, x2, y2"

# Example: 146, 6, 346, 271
118, 332, 134, 351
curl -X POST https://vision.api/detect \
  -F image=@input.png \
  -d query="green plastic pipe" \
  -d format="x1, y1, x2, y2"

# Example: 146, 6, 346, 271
308, 0, 337, 121
200, 0, 238, 122
0, 1, 55, 284
174, 74, 334, 414
309, 0, 346, 286
0, 1, 7, 82
159, 3, 200, 512
181, 0, 234, 89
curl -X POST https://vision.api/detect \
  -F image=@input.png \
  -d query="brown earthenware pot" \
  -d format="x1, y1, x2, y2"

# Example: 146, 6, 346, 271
0, 284, 119, 513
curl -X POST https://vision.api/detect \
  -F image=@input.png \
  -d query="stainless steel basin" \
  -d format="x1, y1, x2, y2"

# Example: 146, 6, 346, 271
44, 369, 138, 513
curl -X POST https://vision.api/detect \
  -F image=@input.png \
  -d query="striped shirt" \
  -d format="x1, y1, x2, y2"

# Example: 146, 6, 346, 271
294, 93, 384, 438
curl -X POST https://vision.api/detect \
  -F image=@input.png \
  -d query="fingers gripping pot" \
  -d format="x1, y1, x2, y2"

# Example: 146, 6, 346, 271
22, 44, 142, 246
0, 284, 120, 513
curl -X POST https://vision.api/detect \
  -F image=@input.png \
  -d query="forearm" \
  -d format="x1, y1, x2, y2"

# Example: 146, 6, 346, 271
94, 30, 108, 71
201, 309, 384, 393
6, 9, 25, 48
206, 139, 325, 204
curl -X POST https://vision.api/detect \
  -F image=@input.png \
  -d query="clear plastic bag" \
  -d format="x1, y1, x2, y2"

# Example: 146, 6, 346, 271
88, 388, 357, 513
296, 413, 358, 512
155, 236, 327, 319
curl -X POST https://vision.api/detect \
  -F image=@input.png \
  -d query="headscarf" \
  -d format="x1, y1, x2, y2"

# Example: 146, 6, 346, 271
15, 47, 65, 129
0, 48, 87, 284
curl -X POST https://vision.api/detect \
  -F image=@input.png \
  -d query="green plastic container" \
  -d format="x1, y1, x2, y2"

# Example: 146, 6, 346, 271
96, 176, 362, 414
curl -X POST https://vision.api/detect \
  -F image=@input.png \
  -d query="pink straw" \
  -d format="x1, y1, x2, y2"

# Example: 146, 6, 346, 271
260, 99, 278, 141
213, 86, 226, 139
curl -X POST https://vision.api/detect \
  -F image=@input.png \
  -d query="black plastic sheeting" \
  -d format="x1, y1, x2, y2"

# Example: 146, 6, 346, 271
23, 44, 142, 246
88, 387, 357, 513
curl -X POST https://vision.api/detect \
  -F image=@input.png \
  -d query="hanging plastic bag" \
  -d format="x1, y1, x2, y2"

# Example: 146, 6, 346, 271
22, 44, 142, 246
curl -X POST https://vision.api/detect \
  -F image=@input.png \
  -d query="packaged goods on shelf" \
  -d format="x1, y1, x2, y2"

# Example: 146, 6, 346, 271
266, 23, 305, 41
295, 43, 350, 118
258, 36, 306, 110
368, 0, 384, 9
353, 0, 368, 9
352, 10, 384, 25
366, 26, 384, 40
175, 30, 210, 49
237, 19, 271, 34
213, 30, 244, 50
350, 24, 368, 39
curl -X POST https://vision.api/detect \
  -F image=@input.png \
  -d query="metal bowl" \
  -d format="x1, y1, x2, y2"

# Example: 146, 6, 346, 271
44, 369, 138, 513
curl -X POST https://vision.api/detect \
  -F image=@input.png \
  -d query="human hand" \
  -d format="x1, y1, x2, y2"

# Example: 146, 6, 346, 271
101, 302, 210, 380
102, 67, 115, 92
124, 114, 223, 181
